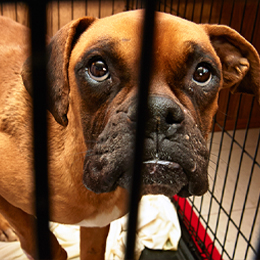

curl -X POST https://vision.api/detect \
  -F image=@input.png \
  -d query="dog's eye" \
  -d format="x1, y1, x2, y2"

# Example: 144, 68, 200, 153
87, 60, 110, 82
193, 64, 212, 85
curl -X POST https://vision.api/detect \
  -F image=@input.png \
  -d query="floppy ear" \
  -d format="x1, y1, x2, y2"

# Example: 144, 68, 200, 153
202, 24, 260, 104
21, 17, 96, 126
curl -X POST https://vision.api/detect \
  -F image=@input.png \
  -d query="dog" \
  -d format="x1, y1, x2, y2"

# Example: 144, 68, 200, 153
0, 10, 259, 260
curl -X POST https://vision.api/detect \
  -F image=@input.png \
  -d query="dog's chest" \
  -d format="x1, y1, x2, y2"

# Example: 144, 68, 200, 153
75, 206, 121, 227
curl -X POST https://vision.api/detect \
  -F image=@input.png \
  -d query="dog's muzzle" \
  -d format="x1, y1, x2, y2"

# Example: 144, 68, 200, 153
83, 95, 209, 198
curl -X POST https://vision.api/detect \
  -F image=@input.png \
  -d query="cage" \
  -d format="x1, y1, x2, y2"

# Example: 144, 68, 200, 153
0, 1, 259, 260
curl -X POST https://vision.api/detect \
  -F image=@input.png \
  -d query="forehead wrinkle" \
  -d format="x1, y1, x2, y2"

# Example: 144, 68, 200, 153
78, 32, 139, 61
161, 40, 219, 77
183, 40, 219, 66
74, 36, 124, 70
81, 36, 119, 54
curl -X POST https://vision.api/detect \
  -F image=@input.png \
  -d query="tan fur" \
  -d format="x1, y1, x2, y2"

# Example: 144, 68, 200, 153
0, 11, 259, 260
0, 213, 17, 241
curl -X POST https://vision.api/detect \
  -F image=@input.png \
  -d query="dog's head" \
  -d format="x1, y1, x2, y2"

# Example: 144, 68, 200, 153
22, 10, 260, 198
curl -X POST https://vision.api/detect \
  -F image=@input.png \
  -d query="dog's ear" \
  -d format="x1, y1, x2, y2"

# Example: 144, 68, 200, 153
21, 17, 96, 126
202, 24, 260, 104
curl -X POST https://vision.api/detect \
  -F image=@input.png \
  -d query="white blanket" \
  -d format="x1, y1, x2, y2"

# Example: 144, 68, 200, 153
0, 195, 181, 260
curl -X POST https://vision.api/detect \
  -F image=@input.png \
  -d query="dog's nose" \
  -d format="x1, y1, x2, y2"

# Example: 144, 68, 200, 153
146, 96, 185, 133
126, 95, 185, 134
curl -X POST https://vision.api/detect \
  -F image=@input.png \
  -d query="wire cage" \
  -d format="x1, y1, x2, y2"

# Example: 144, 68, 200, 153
0, 0, 259, 260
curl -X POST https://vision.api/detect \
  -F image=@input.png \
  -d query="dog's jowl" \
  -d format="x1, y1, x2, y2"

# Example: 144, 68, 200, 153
0, 10, 259, 260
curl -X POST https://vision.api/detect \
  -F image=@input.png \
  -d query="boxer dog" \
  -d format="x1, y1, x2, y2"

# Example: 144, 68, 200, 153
0, 10, 259, 260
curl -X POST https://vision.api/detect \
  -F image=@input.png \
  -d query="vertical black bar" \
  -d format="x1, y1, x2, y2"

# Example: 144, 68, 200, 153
208, 0, 214, 23
220, 96, 254, 258
71, 1, 74, 20
191, 0, 196, 21
27, 0, 51, 259
213, 94, 243, 259
228, 0, 236, 26
255, 237, 260, 260
183, 0, 188, 18
124, 0, 156, 259
218, 0, 225, 24
250, 0, 260, 43
203, 92, 232, 245
85, 0, 88, 16
177, 0, 181, 16
112, 0, 115, 14
99, 0, 101, 18
244, 133, 260, 259
239, 0, 247, 33
58, 0, 60, 29
126, 0, 130, 10
170, 0, 174, 14
199, 0, 204, 23
15, 2, 18, 21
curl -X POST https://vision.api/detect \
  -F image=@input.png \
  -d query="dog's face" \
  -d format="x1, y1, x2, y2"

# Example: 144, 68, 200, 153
22, 11, 260, 198
71, 11, 219, 197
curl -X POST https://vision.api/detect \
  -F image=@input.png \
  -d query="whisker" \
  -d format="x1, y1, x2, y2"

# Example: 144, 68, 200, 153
209, 152, 230, 165
73, 149, 94, 157
85, 150, 98, 158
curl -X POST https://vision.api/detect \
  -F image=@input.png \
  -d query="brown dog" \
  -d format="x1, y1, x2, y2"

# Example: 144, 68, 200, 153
0, 10, 259, 260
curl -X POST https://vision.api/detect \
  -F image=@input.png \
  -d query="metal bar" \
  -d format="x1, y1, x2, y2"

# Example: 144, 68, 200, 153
190, 193, 256, 258
245, 170, 260, 258
199, 0, 204, 23
126, 0, 130, 11
221, 95, 255, 258
218, 0, 225, 24
239, 0, 248, 34
112, 0, 115, 15
255, 237, 260, 260
58, 0, 60, 29
191, 0, 196, 21
195, 114, 217, 236
99, 0, 101, 18
164, 0, 167, 13
183, 0, 188, 18
232, 111, 259, 259
71, 0, 74, 20
195, 195, 204, 239
124, 0, 156, 259
250, 0, 260, 43
27, 0, 51, 259
85, 0, 88, 15
213, 123, 260, 169
228, 0, 236, 26
203, 92, 232, 245
208, 0, 214, 23
213, 94, 243, 258
176, 0, 181, 16
170, 0, 174, 14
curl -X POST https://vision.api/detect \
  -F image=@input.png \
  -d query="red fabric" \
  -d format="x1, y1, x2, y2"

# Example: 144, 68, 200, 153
173, 195, 222, 260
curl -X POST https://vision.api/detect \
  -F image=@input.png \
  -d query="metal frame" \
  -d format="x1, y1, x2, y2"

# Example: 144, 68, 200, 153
124, 1, 156, 259
27, 1, 50, 259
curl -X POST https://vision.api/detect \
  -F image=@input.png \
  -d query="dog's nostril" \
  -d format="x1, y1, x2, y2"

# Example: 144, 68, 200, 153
165, 111, 176, 125
165, 110, 184, 125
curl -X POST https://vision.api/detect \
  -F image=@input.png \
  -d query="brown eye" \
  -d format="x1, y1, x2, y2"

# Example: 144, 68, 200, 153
87, 60, 110, 82
193, 64, 212, 85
